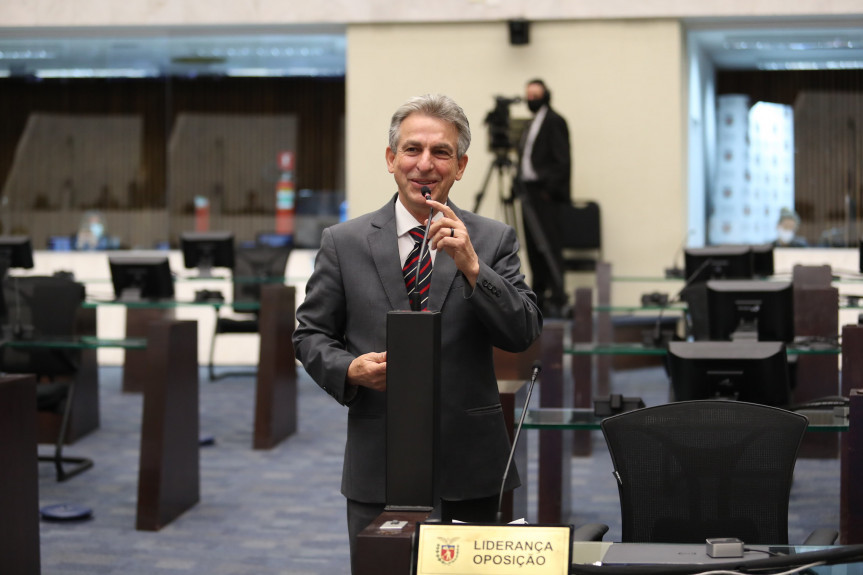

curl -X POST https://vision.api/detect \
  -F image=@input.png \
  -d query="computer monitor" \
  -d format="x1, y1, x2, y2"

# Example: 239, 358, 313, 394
750, 243, 774, 277
180, 231, 235, 277
667, 340, 791, 406
0, 236, 34, 275
256, 232, 293, 248
108, 255, 175, 301
684, 246, 754, 284
705, 279, 794, 342
47, 235, 75, 252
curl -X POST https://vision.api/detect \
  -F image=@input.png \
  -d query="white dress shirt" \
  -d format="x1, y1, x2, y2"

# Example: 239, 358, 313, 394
520, 105, 548, 182
395, 196, 443, 267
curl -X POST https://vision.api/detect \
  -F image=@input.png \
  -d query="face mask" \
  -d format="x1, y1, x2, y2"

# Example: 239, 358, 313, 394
90, 223, 104, 237
527, 99, 544, 113
776, 228, 794, 244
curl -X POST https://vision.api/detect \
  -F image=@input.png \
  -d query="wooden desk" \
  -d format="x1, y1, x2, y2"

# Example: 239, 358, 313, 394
135, 319, 200, 531
8, 326, 200, 531
571, 541, 863, 571
497, 378, 527, 523
354, 510, 431, 575
252, 284, 297, 449
122, 307, 176, 393
97, 283, 298, 450
841, 325, 863, 544
0, 375, 40, 575
37, 305, 100, 445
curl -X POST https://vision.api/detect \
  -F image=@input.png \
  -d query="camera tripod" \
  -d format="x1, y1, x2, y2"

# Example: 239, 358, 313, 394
474, 151, 568, 316
474, 149, 518, 228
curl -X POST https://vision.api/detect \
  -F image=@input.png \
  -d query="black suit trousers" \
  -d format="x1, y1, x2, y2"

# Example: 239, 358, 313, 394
520, 181, 565, 310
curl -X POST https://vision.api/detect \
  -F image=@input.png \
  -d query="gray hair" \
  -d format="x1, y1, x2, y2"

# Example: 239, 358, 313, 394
388, 94, 471, 159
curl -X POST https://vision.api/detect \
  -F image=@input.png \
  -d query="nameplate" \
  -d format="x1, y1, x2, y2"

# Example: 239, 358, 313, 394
414, 523, 571, 575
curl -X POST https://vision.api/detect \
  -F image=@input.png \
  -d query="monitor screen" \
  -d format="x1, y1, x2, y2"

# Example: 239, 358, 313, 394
180, 231, 235, 277
109, 256, 175, 301
47, 235, 75, 252
256, 232, 293, 248
0, 235, 34, 273
684, 246, 754, 284
667, 340, 791, 406
705, 279, 794, 342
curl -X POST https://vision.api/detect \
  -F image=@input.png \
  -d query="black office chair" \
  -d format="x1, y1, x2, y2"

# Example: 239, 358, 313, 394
0, 275, 93, 481
556, 200, 601, 272
208, 245, 291, 381
599, 400, 838, 545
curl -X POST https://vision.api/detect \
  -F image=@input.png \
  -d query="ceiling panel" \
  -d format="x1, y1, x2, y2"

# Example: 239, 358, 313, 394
0, 26, 347, 78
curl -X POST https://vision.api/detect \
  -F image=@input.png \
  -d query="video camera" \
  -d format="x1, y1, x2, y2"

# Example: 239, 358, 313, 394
484, 95, 521, 154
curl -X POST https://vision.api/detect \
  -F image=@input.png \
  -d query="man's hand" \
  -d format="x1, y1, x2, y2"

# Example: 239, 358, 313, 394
425, 199, 480, 287
346, 351, 387, 391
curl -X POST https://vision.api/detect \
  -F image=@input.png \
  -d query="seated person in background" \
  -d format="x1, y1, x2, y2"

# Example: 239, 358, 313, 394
774, 207, 808, 247
75, 210, 110, 250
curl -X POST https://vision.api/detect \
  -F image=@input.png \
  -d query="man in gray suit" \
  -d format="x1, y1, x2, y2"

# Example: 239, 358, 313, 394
293, 93, 542, 572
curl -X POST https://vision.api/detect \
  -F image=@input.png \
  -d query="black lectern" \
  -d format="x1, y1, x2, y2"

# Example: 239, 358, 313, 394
355, 310, 441, 575
385, 310, 441, 510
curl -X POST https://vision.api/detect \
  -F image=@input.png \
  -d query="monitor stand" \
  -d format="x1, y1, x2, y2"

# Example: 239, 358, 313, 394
118, 287, 143, 302
731, 306, 760, 341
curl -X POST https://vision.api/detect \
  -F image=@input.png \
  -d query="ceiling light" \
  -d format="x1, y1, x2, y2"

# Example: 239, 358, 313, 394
757, 60, 863, 70
36, 67, 159, 78
225, 68, 284, 77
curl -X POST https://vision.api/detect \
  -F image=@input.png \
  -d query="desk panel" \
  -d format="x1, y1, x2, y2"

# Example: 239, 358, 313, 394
0, 375, 40, 575
136, 320, 199, 531
253, 284, 297, 449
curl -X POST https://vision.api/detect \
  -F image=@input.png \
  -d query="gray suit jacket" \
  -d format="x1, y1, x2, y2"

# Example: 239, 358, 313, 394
293, 194, 542, 503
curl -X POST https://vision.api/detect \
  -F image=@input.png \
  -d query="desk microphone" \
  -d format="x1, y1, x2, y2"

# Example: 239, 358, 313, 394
410, 186, 435, 311
495, 361, 541, 524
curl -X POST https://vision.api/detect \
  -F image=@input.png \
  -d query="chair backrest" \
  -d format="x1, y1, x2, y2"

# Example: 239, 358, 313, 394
0, 275, 86, 376
556, 201, 601, 271
791, 264, 832, 288
600, 400, 807, 545
557, 201, 601, 250
231, 246, 292, 310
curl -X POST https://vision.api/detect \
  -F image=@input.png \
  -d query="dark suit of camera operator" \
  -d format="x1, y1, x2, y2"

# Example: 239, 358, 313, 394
516, 79, 571, 317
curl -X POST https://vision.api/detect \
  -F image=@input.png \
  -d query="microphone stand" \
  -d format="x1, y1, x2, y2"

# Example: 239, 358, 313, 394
495, 362, 541, 524
652, 257, 716, 345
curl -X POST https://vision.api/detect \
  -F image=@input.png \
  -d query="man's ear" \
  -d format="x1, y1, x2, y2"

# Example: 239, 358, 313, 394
455, 153, 468, 180
385, 147, 396, 173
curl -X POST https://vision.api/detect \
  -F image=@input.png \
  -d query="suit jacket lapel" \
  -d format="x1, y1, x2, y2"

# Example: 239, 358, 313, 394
369, 197, 412, 311
367, 196, 465, 312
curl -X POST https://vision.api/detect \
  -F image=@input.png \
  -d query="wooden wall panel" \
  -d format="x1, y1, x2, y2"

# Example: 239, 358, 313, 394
0, 76, 345, 246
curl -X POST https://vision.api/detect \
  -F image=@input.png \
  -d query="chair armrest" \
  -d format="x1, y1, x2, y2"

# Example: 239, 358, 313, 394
803, 528, 839, 546
572, 523, 608, 541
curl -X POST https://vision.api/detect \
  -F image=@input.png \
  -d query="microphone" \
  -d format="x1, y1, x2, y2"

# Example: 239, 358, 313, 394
410, 186, 435, 311
650, 256, 716, 347
495, 361, 541, 524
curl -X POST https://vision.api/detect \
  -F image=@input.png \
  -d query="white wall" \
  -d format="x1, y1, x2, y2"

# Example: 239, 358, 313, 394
347, 19, 686, 305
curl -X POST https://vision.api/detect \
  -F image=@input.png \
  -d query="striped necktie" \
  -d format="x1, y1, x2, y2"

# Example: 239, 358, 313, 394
403, 226, 432, 311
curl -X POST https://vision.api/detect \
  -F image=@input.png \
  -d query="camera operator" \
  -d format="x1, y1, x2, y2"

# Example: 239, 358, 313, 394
516, 78, 571, 317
